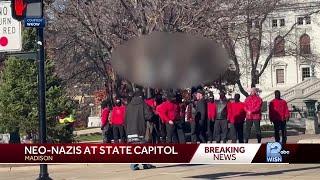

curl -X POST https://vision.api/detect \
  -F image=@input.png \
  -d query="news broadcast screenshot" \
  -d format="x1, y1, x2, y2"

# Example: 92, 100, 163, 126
0, 0, 319, 179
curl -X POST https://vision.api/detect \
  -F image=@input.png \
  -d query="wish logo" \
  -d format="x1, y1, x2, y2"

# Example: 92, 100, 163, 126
266, 142, 289, 163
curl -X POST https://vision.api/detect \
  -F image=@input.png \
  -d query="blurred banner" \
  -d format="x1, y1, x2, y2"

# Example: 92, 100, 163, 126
0, 144, 319, 164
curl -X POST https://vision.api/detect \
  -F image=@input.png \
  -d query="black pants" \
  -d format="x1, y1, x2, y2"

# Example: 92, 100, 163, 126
160, 121, 167, 143
198, 120, 207, 143
207, 120, 215, 142
273, 121, 287, 144
102, 124, 113, 143
113, 125, 126, 143
245, 120, 261, 143
230, 123, 244, 143
166, 124, 178, 143
152, 116, 161, 143
175, 119, 186, 144
190, 121, 198, 143
214, 119, 228, 143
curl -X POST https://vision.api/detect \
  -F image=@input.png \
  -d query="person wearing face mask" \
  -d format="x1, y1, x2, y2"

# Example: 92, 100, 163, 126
125, 90, 155, 170
214, 91, 228, 143
244, 88, 263, 143
111, 98, 126, 143
101, 100, 112, 143
144, 89, 160, 143
195, 89, 207, 143
156, 92, 179, 143
228, 94, 246, 143
207, 93, 217, 143
269, 90, 289, 144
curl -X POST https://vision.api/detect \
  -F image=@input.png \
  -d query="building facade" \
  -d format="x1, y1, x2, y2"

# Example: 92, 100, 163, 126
234, 0, 320, 107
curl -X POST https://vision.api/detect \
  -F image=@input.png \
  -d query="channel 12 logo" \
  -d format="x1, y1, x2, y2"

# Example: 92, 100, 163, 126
266, 142, 290, 163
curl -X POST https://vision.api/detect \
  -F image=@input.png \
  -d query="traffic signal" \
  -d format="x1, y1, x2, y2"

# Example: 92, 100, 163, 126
11, 0, 27, 21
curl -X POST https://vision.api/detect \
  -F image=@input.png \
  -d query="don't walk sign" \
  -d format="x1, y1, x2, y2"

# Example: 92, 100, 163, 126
0, 1, 22, 52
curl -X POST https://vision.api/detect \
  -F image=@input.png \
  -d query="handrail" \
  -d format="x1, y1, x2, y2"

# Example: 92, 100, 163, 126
261, 111, 303, 121
302, 80, 320, 95
263, 78, 319, 102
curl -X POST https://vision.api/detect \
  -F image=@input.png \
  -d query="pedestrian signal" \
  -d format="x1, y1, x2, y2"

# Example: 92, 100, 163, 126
11, 0, 27, 21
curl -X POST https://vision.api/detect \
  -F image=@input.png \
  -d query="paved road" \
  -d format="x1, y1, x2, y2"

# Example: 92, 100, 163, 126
0, 164, 319, 180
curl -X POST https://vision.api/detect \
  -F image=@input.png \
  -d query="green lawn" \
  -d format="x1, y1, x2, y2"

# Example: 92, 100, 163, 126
75, 133, 102, 142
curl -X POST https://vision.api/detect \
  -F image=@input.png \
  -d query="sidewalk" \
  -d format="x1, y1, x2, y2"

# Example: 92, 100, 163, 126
74, 128, 101, 136
79, 133, 320, 144
256, 133, 320, 144
0, 164, 319, 179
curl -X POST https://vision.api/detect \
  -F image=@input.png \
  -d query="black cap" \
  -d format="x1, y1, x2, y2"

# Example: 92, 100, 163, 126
197, 89, 205, 95
134, 90, 143, 97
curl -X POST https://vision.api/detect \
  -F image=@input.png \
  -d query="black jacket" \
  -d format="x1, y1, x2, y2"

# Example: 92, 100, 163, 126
195, 99, 207, 122
215, 100, 228, 120
125, 96, 153, 137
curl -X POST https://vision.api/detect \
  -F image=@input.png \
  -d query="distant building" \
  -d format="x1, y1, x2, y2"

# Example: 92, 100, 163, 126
233, 0, 320, 108
87, 117, 101, 128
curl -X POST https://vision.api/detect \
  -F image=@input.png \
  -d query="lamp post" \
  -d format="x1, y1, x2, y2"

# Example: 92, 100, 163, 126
89, 103, 95, 116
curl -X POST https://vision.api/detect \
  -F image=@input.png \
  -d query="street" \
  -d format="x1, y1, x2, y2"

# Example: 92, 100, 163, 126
0, 163, 319, 179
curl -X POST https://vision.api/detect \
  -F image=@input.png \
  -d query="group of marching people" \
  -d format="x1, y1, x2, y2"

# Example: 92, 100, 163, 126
100, 87, 290, 144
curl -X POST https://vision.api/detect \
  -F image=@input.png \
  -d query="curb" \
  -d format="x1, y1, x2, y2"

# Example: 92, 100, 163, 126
297, 139, 320, 144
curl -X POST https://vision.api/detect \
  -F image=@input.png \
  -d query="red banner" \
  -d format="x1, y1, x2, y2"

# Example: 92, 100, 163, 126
0, 144, 199, 163
0, 144, 320, 164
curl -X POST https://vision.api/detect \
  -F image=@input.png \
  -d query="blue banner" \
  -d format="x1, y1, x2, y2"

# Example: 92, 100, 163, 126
24, 18, 45, 28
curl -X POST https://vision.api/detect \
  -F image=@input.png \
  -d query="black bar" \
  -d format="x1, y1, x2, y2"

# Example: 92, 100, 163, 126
36, 26, 51, 180
36, 1, 51, 179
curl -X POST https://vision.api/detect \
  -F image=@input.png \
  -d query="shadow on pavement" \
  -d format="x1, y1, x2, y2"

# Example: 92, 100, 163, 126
185, 165, 320, 179
155, 164, 206, 169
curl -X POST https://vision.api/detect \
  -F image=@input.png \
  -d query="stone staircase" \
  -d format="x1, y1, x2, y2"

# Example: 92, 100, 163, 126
263, 77, 320, 108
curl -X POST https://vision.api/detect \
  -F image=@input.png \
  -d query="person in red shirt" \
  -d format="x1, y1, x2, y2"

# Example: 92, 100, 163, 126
207, 94, 217, 143
269, 90, 290, 144
111, 98, 126, 143
228, 94, 246, 143
244, 87, 263, 143
156, 93, 179, 143
101, 100, 111, 143
144, 91, 160, 144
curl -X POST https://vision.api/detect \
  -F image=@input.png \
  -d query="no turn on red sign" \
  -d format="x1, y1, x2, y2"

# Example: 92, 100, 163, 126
0, 1, 22, 52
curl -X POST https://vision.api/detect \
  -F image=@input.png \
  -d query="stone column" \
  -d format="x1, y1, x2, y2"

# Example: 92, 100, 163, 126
304, 99, 319, 134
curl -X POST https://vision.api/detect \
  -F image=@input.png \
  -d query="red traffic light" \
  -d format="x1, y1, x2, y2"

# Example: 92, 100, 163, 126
11, 0, 27, 21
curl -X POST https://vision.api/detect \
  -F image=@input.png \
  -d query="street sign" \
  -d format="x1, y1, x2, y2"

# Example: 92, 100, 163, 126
0, 1, 22, 52
24, 17, 45, 27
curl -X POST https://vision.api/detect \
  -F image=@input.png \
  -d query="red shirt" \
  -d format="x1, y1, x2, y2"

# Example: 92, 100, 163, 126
207, 102, 217, 121
244, 95, 263, 121
156, 100, 180, 123
145, 99, 156, 108
269, 98, 289, 122
101, 108, 110, 127
111, 105, 126, 125
228, 102, 246, 124
145, 98, 156, 112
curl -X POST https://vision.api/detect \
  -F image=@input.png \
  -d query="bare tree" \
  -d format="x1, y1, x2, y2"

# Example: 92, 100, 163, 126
46, 0, 227, 98
46, 0, 320, 99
